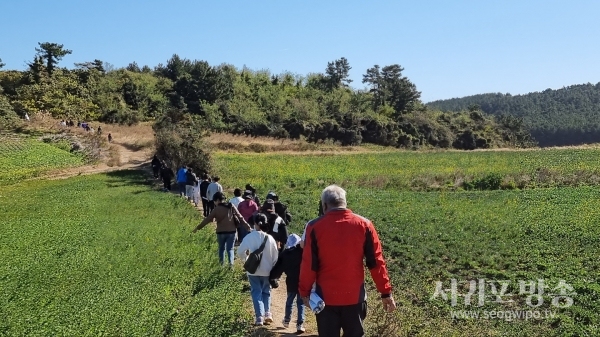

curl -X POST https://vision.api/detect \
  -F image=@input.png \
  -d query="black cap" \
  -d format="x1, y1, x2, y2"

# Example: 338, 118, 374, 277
243, 190, 253, 199
212, 191, 225, 202
261, 200, 275, 213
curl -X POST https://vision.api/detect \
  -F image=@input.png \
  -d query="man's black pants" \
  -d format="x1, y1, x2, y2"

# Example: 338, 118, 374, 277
206, 200, 215, 216
201, 198, 209, 217
315, 301, 367, 337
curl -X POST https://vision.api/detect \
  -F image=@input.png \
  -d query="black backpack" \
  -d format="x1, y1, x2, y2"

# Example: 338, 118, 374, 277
243, 234, 269, 274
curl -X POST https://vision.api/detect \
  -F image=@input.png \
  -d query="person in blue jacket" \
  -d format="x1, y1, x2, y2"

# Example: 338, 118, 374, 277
176, 165, 187, 197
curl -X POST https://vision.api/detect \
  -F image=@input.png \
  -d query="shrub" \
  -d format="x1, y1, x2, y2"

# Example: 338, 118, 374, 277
153, 108, 211, 172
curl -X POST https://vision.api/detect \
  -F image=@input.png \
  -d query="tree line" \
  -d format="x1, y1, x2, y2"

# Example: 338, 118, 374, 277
426, 83, 600, 147
1, 42, 533, 150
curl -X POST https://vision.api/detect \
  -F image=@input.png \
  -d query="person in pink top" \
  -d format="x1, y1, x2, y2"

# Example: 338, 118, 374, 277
237, 190, 259, 241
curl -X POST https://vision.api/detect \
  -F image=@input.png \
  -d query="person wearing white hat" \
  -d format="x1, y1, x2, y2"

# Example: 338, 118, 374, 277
269, 234, 305, 333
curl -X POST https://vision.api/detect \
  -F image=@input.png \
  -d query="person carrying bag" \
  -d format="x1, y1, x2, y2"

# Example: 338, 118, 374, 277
244, 234, 268, 273
237, 214, 279, 326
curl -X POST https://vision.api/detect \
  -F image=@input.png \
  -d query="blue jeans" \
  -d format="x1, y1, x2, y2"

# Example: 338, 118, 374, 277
248, 275, 271, 319
285, 291, 305, 324
216, 233, 236, 265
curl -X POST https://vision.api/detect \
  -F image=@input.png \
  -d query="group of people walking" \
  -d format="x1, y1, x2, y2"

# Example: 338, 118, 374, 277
193, 183, 397, 337
151, 156, 397, 336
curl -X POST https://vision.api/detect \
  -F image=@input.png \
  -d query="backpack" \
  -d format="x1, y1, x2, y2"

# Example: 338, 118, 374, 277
243, 234, 269, 274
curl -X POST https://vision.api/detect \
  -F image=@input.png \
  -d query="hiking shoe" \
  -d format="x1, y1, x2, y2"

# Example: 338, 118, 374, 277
296, 323, 305, 333
282, 319, 290, 328
254, 318, 264, 326
264, 312, 273, 324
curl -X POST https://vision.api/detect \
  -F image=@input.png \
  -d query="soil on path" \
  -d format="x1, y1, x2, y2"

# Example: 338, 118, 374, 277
45, 125, 155, 180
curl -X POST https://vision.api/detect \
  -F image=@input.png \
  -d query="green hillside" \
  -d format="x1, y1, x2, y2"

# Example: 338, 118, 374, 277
426, 83, 600, 147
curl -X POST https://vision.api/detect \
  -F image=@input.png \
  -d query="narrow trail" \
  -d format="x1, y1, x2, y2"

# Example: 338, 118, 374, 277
45, 131, 154, 180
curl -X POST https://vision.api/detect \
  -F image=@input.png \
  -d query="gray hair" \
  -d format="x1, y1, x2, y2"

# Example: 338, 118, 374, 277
321, 185, 347, 208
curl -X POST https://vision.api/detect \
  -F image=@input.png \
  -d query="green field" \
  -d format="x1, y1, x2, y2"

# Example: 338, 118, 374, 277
2, 148, 600, 336
0, 137, 83, 185
214, 149, 600, 191
0, 172, 250, 337
213, 150, 600, 336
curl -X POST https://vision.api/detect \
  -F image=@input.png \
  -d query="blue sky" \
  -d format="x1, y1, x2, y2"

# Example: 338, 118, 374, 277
1, 0, 599, 102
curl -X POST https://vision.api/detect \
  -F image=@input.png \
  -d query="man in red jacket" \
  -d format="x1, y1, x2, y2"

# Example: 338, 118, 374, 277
299, 185, 396, 337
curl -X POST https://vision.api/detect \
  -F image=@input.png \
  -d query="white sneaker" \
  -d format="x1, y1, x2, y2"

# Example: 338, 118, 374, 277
296, 323, 305, 333
282, 320, 290, 328
255, 318, 264, 326
264, 312, 273, 324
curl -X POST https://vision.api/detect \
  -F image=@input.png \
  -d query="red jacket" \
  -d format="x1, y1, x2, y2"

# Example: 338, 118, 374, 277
298, 209, 392, 306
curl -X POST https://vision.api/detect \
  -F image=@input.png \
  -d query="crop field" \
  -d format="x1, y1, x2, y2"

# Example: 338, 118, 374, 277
0, 137, 83, 185
0, 172, 250, 337
2, 148, 600, 336
214, 150, 600, 336
214, 148, 600, 192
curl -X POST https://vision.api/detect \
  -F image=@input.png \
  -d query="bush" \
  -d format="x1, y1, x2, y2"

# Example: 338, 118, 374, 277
0, 94, 21, 130
464, 173, 503, 190
153, 108, 211, 173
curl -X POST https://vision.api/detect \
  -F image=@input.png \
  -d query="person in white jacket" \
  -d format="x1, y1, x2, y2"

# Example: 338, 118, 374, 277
237, 213, 279, 326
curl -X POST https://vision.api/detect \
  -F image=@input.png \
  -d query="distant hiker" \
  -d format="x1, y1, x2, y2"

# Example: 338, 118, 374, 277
160, 162, 174, 191
299, 185, 396, 337
230, 188, 244, 208
107, 133, 113, 143
176, 165, 187, 197
206, 176, 223, 214
24, 113, 30, 121
185, 168, 198, 202
97, 126, 102, 134
237, 213, 279, 326
260, 200, 288, 251
246, 184, 261, 205
77, 121, 81, 127
193, 192, 250, 266
237, 190, 259, 242
199, 174, 211, 217
269, 234, 305, 333
266, 191, 292, 225
151, 155, 161, 179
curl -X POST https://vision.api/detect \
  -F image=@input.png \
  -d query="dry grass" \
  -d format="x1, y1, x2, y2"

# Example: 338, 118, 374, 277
208, 133, 379, 153
106, 145, 122, 167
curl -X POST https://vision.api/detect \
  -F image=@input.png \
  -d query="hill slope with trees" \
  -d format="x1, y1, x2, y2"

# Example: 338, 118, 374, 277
1, 43, 533, 151
426, 83, 600, 146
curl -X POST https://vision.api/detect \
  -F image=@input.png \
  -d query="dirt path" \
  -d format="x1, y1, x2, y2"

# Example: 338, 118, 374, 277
173, 192, 318, 337
45, 131, 154, 180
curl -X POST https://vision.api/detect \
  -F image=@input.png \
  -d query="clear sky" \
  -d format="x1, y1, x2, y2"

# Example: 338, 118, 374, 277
1, 0, 599, 102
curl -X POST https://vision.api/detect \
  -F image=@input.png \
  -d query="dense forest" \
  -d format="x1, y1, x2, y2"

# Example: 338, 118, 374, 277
427, 83, 600, 147
0, 42, 533, 150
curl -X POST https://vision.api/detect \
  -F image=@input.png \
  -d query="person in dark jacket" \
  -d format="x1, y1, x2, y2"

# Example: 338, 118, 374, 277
199, 174, 211, 217
246, 184, 261, 206
185, 168, 198, 202
151, 155, 161, 179
160, 162, 174, 191
261, 200, 288, 251
270, 234, 305, 333
266, 191, 292, 225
